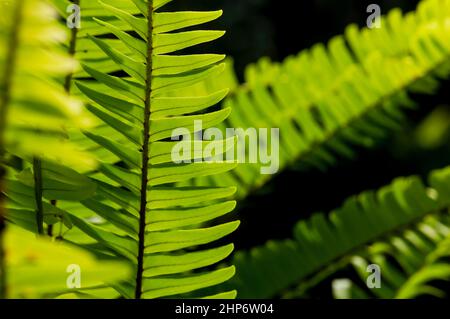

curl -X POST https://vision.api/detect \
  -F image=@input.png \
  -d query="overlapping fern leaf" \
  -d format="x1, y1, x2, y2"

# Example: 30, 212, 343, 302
54, 0, 152, 164
4, 224, 129, 299
0, 0, 131, 299
57, 0, 241, 299
332, 213, 450, 299
218, 166, 450, 298
1, 0, 98, 237
0, 0, 94, 167
188, 0, 450, 199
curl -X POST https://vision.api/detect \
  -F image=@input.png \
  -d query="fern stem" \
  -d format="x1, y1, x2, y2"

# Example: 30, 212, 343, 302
33, 158, 44, 235
46, 0, 82, 239
64, 0, 80, 93
135, 0, 154, 299
282, 257, 351, 299
0, 0, 24, 299
42, 0, 82, 236
47, 223, 53, 237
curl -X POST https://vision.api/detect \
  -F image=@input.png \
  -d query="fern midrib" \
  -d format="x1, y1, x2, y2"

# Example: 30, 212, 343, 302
282, 256, 350, 299
33, 158, 44, 235
293, 56, 450, 165
45, 0, 82, 238
0, 0, 24, 299
135, 0, 154, 299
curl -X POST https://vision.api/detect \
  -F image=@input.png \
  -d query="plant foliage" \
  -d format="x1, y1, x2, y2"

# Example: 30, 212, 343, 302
224, 166, 450, 298
0, 0, 449, 301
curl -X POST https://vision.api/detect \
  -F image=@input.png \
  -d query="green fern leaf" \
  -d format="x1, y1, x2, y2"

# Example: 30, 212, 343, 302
62, 0, 240, 299
0, 0, 95, 169
4, 225, 130, 299
336, 210, 450, 298
224, 166, 450, 298
190, 0, 450, 200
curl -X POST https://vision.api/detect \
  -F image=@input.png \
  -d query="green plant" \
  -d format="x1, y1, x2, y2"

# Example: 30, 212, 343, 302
1, 0, 450, 301
335, 214, 450, 299
1, 0, 239, 299
4, 225, 129, 298
184, 0, 450, 299
66, 0, 241, 299
0, 0, 99, 298
189, 0, 450, 199
221, 166, 450, 298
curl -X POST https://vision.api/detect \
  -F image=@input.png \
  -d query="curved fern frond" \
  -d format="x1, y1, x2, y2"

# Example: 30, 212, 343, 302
190, 0, 450, 199
332, 213, 450, 299
65, 0, 240, 299
220, 166, 450, 298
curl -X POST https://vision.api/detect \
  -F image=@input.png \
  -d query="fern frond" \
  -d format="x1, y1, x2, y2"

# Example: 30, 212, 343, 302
0, 0, 105, 237
52, 0, 143, 164
0, 0, 95, 169
333, 213, 450, 299
3, 161, 96, 233
4, 225, 129, 298
61, 0, 240, 299
220, 166, 450, 298
0, 0, 136, 299
190, 0, 450, 199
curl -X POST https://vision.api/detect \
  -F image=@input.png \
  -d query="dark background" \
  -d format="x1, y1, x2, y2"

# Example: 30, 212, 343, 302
170, 0, 450, 296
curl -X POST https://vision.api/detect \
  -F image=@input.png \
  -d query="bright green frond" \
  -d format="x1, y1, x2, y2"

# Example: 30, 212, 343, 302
61, 0, 239, 299
0, 0, 95, 170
